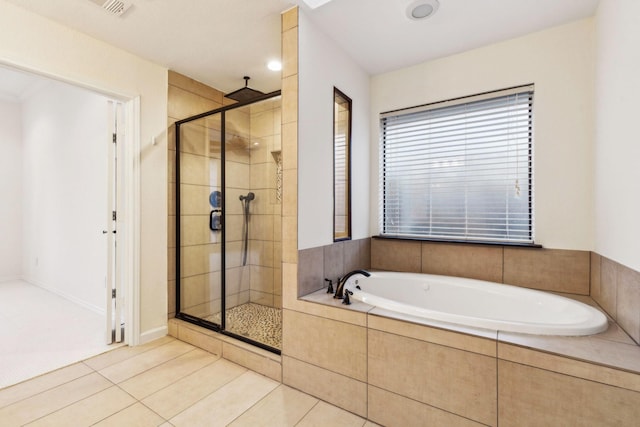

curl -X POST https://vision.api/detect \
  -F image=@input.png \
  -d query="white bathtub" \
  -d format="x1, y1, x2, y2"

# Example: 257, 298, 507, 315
344, 271, 608, 336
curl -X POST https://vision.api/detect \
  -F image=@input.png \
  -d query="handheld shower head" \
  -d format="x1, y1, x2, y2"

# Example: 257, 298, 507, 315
239, 192, 255, 201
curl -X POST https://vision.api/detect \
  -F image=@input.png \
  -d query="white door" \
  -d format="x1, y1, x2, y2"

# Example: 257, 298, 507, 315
106, 100, 125, 344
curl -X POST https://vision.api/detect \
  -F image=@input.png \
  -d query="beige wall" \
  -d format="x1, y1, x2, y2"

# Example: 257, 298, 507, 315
371, 18, 595, 251
594, 0, 640, 273
0, 1, 168, 343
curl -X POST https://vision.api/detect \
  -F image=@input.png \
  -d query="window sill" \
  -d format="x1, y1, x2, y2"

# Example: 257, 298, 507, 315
373, 235, 543, 249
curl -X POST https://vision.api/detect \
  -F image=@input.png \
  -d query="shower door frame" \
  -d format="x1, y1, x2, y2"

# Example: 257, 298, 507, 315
174, 90, 281, 355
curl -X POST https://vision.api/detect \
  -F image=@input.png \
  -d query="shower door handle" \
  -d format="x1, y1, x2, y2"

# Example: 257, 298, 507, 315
210, 209, 222, 231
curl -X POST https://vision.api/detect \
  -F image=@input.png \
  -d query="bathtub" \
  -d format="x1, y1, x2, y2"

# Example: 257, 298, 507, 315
343, 271, 608, 336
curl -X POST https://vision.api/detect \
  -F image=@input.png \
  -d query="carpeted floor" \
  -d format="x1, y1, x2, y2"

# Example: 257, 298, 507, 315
207, 303, 281, 349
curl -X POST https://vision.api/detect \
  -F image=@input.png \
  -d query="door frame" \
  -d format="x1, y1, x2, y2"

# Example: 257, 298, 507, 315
1, 60, 141, 346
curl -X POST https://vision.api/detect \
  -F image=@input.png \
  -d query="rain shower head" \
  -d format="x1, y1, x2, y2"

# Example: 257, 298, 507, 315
225, 76, 264, 103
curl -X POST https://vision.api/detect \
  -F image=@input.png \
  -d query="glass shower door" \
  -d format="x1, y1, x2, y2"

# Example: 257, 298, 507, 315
175, 93, 282, 353
177, 113, 223, 324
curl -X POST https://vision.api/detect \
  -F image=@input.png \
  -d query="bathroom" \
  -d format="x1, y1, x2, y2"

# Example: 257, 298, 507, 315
0, 0, 639, 425
167, 2, 640, 425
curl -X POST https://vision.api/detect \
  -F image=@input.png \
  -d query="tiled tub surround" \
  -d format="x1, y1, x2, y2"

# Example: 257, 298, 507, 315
296, 289, 640, 425
290, 238, 640, 424
298, 237, 371, 297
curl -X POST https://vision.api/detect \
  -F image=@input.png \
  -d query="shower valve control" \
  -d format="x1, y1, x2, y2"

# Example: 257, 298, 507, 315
210, 210, 222, 232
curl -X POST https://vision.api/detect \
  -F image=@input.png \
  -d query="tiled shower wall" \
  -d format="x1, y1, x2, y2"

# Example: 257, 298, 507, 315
167, 71, 282, 319
244, 99, 283, 308
168, 71, 228, 319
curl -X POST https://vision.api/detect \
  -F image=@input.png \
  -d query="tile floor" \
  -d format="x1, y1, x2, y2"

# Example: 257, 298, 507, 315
0, 336, 378, 426
0, 280, 116, 388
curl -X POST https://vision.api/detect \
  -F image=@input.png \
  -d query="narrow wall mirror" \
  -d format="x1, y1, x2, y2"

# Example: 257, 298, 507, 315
334, 87, 352, 241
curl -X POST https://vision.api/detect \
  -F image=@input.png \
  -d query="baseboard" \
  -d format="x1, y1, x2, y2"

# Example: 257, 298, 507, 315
139, 325, 168, 345
0, 276, 21, 284
21, 276, 105, 316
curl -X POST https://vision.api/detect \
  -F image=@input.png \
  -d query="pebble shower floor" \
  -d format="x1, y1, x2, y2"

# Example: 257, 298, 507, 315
207, 303, 282, 349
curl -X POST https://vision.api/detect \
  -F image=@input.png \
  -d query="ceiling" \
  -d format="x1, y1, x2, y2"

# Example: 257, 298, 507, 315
2, 0, 600, 96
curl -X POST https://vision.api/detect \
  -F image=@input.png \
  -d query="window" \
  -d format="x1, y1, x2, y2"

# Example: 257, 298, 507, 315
380, 85, 533, 243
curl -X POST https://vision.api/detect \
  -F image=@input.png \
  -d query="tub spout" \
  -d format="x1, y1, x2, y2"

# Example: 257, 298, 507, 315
334, 269, 370, 300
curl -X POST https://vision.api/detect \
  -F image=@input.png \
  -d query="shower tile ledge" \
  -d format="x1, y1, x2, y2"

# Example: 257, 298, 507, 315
168, 318, 282, 382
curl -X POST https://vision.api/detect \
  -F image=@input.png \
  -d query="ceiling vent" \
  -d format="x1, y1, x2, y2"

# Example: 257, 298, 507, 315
89, 0, 132, 17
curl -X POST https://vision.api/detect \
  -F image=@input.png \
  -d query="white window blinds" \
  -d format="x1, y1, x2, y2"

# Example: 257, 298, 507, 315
380, 86, 534, 243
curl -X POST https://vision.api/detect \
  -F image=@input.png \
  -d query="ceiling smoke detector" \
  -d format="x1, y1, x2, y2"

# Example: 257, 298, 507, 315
407, 0, 440, 21
89, 0, 132, 17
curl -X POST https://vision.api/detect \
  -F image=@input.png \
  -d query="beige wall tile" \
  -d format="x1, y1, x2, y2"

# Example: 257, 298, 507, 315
371, 238, 421, 272
282, 169, 297, 217
617, 264, 640, 344
223, 342, 282, 382
178, 184, 212, 215
282, 356, 367, 417
282, 27, 298, 78
168, 85, 220, 121
169, 70, 224, 104
281, 7, 298, 32
282, 75, 298, 124
422, 242, 503, 282
600, 256, 619, 318
498, 360, 640, 426
177, 324, 223, 356
591, 251, 602, 301
283, 310, 367, 381
368, 329, 496, 425
282, 122, 297, 171
178, 121, 208, 156
324, 242, 345, 283
498, 343, 640, 393
368, 386, 484, 427
368, 314, 496, 356
298, 247, 324, 297
503, 248, 590, 294
282, 216, 298, 263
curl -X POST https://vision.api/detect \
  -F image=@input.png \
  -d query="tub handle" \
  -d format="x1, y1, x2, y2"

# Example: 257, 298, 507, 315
324, 278, 334, 294
342, 289, 353, 305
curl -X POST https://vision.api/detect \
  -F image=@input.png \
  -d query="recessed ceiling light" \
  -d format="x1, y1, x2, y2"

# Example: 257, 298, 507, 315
407, 0, 440, 21
267, 60, 282, 71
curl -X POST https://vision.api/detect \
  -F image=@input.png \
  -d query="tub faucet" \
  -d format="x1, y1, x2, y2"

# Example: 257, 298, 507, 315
334, 269, 370, 300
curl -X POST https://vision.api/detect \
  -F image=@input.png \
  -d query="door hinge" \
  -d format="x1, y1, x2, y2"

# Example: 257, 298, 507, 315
112, 133, 117, 143
112, 289, 116, 298
112, 211, 117, 221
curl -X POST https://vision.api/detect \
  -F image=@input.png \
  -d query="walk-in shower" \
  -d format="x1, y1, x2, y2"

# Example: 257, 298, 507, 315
174, 91, 282, 353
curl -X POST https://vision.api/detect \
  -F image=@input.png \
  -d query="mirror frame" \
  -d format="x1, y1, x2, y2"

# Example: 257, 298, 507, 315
333, 87, 352, 242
